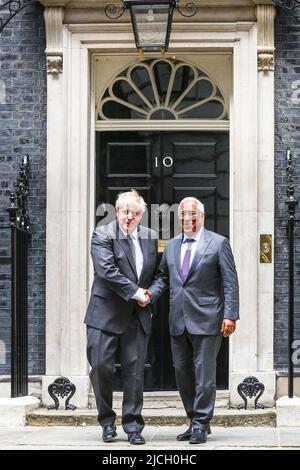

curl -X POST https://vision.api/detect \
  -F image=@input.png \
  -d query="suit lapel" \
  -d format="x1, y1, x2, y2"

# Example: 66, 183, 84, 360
184, 228, 212, 282
174, 236, 184, 282
138, 227, 149, 285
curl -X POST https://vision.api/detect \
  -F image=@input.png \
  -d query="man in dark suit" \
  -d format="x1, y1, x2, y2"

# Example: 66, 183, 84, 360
143, 197, 239, 444
85, 190, 157, 445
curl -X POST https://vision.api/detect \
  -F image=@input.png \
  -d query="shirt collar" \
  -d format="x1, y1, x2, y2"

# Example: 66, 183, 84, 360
119, 224, 138, 240
182, 226, 204, 243
130, 228, 138, 240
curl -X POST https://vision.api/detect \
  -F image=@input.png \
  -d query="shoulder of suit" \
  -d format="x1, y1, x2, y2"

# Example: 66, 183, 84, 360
206, 229, 228, 244
93, 221, 116, 239
139, 225, 158, 240
165, 234, 181, 249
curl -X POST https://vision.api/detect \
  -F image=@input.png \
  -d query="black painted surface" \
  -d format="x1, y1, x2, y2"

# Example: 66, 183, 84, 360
96, 130, 229, 390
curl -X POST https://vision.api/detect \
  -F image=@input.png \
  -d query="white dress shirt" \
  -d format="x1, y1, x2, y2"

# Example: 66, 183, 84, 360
180, 227, 204, 270
129, 228, 144, 279
119, 225, 146, 302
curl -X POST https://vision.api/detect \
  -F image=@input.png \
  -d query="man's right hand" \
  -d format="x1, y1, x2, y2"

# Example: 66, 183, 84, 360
137, 289, 152, 307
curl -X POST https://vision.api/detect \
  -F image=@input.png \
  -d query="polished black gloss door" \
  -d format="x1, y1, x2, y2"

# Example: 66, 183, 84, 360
96, 130, 230, 390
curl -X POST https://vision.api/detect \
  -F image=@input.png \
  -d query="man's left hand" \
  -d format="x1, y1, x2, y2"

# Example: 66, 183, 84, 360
137, 289, 152, 307
221, 319, 236, 337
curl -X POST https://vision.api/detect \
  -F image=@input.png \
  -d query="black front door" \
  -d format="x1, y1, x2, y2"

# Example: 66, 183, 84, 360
96, 130, 230, 390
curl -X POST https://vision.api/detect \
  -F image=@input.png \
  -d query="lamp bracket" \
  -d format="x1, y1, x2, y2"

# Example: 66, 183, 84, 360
176, 1, 197, 17
105, 2, 126, 19
104, 1, 198, 20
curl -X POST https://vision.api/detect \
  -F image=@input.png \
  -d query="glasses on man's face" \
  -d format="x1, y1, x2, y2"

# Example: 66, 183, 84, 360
179, 210, 202, 219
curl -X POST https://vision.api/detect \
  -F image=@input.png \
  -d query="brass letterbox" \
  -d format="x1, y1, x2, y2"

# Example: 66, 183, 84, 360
260, 234, 272, 263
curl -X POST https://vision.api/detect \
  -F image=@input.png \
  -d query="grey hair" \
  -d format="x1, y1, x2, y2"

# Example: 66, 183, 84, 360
178, 197, 205, 214
115, 190, 147, 214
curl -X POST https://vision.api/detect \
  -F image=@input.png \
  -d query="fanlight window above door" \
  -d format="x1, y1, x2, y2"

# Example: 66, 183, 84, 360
97, 59, 227, 121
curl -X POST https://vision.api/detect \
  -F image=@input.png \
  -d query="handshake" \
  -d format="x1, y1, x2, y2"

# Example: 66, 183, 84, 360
136, 289, 152, 308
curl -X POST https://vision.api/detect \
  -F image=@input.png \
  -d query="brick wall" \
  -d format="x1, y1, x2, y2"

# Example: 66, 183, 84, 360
0, 1, 299, 378
0, 2, 46, 375
275, 6, 300, 372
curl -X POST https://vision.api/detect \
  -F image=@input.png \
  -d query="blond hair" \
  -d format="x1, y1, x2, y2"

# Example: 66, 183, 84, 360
115, 190, 147, 214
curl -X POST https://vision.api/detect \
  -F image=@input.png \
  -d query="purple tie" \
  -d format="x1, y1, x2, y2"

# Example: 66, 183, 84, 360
181, 239, 195, 280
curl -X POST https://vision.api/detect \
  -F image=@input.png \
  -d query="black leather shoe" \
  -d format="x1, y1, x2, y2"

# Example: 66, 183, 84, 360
102, 424, 117, 442
177, 425, 193, 441
128, 432, 145, 445
177, 424, 211, 441
189, 428, 207, 444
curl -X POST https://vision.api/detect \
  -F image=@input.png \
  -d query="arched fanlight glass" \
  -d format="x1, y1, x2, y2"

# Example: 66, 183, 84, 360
97, 58, 228, 121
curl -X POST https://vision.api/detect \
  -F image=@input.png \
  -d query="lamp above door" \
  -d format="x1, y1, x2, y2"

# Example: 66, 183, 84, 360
105, 0, 198, 53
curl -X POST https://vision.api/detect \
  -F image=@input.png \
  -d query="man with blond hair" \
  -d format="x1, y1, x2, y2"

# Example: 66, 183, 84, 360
85, 190, 157, 445
144, 197, 239, 444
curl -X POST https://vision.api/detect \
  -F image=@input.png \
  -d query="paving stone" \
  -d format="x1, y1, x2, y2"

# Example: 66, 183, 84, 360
0, 426, 299, 450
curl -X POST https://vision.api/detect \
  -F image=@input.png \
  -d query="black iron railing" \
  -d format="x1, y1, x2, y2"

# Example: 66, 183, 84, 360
272, 1, 300, 23
6, 156, 31, 398
0, 0, 38, 33
285, 149, 298, 398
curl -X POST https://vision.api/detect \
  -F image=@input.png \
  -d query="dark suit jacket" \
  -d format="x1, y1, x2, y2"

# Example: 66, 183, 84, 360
84, 221, 158, 335
149, 228, 239, 336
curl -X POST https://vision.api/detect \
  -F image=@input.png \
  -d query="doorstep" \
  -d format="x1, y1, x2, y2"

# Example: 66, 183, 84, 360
27, 390, 275, 427
88, 390, 230, 409
26, 407, 276, 427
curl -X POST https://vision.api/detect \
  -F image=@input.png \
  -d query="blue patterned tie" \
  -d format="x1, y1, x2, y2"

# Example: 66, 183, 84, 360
181, 239, 195, 280
127, 235, 136, 265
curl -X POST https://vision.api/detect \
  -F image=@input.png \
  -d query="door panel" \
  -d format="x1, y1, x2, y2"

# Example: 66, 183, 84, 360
96, 130, 229, 390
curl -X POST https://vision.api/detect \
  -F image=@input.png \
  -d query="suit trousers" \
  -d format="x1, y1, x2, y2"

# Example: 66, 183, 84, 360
171, 331, 222, 430
87, 314, 149, 434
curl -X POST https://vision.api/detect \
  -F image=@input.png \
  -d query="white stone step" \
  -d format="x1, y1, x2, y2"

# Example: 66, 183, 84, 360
27, 407, 276, 427
88, 390, 229, 410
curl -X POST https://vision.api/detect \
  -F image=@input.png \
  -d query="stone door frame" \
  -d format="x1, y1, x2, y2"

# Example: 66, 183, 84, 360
42, 6, 276, 407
